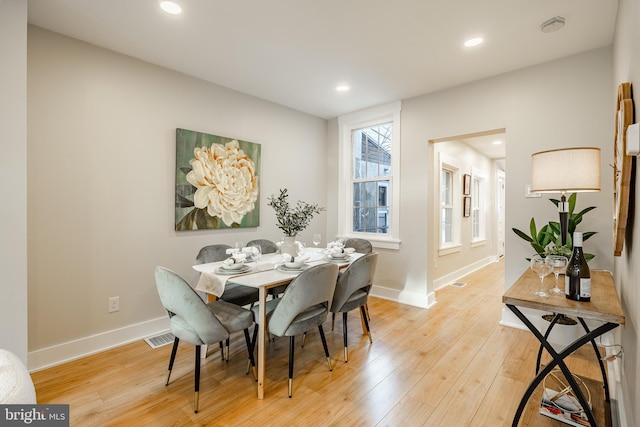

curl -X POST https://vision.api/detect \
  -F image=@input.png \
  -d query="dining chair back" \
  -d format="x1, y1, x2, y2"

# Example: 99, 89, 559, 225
195, 244, 260, 309
195, 244, 232, 264
154, 266, 255, 413
330, 252, 378, 362
252, 263, 339, 397
246, 239, 278, 254
344, 238, 373, 254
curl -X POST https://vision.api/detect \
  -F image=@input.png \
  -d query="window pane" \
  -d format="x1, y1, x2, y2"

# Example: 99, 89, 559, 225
352, 123, 392, 180
441, 170, 453, 205
441, 207, 452, 244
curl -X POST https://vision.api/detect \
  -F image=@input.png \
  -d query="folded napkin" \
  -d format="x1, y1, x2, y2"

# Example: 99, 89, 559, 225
326, 246, 355, 256
223, 252, 247, 265
280, 252, 311, 263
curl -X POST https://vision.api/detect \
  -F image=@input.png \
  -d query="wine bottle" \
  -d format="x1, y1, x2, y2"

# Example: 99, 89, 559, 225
565, 231, 591, 301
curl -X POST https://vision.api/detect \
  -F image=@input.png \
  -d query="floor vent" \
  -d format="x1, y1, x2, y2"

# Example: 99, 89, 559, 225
144, 332, 175, 349
450, 282, 467, 288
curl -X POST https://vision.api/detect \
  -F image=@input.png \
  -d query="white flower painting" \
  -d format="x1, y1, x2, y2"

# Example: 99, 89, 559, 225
175, 129, 260, 230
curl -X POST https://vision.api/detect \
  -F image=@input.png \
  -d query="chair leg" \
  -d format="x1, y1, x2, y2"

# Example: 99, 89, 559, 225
360, 305, 373, 343
343, 312, 349, 362
318, 325, 332, 371
194, 345, 201, 413
331, 312, 336, 331
166, 337, 180, 385
225, 337, 230, 361
288, 336, 295, 398
301, 332, 306, 348
244, 328, 257, 380
218, 341, 225, 362
364, 303, 371, 321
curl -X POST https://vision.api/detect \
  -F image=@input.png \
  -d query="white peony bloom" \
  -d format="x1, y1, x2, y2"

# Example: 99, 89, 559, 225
186, 140, 259, 227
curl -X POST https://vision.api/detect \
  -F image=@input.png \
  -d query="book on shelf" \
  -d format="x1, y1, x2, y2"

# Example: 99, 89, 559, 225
539, 387, 592, 427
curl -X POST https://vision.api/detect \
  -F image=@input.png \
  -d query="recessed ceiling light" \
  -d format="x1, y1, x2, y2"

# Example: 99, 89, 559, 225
160, 1, 182, 15
336, 85, 350, 92
464, 37, 484, 47
492, 140, 503, 145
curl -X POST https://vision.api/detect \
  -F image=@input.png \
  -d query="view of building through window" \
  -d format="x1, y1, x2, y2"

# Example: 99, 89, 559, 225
352, 123, 392, 233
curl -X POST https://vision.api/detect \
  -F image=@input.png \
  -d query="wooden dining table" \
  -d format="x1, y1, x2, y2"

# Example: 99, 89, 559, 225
192, 249, 361, 399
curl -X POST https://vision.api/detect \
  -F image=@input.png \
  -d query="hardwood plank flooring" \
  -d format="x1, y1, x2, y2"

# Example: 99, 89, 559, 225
31, 258, 605, 426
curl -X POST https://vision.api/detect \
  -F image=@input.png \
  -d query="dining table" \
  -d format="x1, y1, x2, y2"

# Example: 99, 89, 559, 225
192, 248, 362, 399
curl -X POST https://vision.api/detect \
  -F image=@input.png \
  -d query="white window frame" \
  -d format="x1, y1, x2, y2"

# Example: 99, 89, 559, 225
438, 152, 461, 255
338, 101, 401, 250
471, 167, 487, 246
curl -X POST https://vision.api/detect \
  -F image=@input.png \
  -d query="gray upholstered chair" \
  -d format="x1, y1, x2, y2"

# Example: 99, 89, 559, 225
251, 263, 339, 397
195, 244, 260, 309
154, 266, 256, 413
344, 238, 373, 254
330, 252, 378, 362
195, 244, 260, 360
246, 239, 278, 254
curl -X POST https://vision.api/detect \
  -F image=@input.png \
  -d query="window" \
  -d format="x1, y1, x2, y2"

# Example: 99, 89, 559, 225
338, 102, 401, 249
471, 169, 486, 244
441, 169, 454, 245
472, 177, 481, 238
438, 152, 461, 254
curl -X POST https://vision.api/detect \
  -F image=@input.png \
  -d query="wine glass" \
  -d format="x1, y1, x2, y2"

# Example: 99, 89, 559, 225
313, 234, 321, 248
234, 241, 244, 254
530, 254, 552, 297
546, 255, 568, 294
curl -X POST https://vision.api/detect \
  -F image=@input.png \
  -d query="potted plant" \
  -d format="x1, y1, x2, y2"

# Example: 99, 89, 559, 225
512, 193, 597, 261
267, 189, 324, 255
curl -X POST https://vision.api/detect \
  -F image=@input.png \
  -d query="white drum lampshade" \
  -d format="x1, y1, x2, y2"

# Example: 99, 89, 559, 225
531, 147, 601, 194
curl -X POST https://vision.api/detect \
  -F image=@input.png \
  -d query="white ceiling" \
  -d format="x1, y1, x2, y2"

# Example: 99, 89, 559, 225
27, 0, 617, 119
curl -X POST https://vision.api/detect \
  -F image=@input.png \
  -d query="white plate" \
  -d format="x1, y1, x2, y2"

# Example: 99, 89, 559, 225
215, 265, 252, 275
277, 264, 309, 273
221, 263, 246, 271
326, 254, 350, 261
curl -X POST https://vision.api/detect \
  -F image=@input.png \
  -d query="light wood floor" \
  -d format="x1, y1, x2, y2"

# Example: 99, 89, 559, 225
32, 258, 604, 426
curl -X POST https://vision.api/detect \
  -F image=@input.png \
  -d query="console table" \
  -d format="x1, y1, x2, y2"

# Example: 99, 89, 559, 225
503, 269, 625, 427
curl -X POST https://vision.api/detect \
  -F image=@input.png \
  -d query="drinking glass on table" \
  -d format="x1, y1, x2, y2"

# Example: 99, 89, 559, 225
312, 234, 322, 247
546, 255, 568, 294
530, 254, 552, 297
234, 241, 244, 254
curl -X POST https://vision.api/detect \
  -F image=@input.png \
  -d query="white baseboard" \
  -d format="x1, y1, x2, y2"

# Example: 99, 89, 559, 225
28, 316, 169, 372
433, 256, 497, 290
370, 284, 436, 309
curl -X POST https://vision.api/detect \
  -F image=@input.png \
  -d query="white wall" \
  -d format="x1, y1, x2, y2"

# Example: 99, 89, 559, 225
0, 0, 28, 364
27, 26, 328, 370
613, 0, 640, 424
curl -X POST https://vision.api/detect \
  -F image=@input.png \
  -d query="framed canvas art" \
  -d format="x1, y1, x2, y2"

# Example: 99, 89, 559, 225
175, 128, 261, 230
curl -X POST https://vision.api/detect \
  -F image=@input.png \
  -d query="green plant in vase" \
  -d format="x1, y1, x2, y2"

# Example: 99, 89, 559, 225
512, 193, 596, 261
267, 189, 324, 256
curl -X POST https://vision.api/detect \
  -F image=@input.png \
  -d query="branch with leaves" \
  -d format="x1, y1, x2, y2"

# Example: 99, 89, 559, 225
267, 189, 324, 237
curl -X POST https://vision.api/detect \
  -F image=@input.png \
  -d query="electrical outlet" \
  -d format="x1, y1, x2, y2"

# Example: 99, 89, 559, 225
108, 296, 120, 313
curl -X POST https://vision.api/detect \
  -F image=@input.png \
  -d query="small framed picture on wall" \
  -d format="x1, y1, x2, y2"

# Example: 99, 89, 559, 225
464, 196, 471, 217
463, 174, 471, 195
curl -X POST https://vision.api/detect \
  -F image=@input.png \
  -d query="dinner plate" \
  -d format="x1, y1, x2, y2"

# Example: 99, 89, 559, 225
326, 254, 351, 262
220, 263, 246, 271
277, 264, 309, 273
215, 265, 252, 275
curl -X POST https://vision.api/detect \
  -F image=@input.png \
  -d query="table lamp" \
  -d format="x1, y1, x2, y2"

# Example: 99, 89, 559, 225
530, 147, 601, 246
